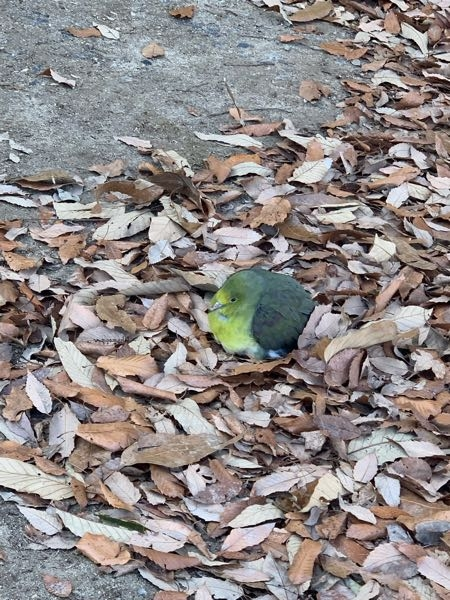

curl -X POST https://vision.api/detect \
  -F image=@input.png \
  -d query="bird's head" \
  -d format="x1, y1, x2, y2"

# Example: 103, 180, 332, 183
208, 270, 262, 320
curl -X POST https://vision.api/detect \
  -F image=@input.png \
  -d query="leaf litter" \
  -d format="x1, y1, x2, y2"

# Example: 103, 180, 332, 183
1, 1, 450, 598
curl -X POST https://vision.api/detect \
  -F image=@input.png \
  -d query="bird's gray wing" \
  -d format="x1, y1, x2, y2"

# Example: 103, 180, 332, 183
252, 285, 315, 355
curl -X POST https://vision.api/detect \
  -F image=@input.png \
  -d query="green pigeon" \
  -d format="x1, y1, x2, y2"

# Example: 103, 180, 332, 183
208, 268, 315, 360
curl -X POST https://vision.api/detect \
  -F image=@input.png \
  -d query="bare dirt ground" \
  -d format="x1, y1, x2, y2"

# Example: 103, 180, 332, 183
0, 1, 358, 598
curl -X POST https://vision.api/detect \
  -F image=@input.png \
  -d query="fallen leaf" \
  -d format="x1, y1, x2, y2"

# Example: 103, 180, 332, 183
290, 0, 333, 22
142, 42, 165, 58
288, 539, 322, 586
40, 68, 76, 88
42, 574, 73, 598
67, 26, 101, 38
169, 5, 196, 18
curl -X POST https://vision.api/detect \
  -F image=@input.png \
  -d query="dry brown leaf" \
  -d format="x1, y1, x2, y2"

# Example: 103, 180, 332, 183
299, 80, 331, 102
141, 42, 165, 58
96, 355, 158, 379
290, 0, 333, 22
76, 533, 131, 566
120, 432, 233, 468
3, 252, 38, 271
148, 171, 200, 204
0, 281, 19, 306
142, 294, 169, 329
250, 197, 291, 228
169, 5, 195, 19
95, 179, 163, 204
288, 539, 322, 585
76, 422, 147, 451
96, 294, 136, 334
42, 574, 73, 598
89, 159, 126, 177
11, 168, 76, 189
150, 465, 185, 498
320, 41, 368, 60
67, 26, 102, 38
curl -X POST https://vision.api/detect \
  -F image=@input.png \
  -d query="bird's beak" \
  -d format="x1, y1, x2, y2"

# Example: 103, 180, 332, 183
208, 301, 224, 312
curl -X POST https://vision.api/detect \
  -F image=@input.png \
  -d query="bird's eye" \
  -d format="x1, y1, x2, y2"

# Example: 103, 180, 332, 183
230, 297, 237, 303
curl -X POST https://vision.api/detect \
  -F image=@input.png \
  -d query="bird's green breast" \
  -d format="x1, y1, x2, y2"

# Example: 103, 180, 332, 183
208, 299, 263, 358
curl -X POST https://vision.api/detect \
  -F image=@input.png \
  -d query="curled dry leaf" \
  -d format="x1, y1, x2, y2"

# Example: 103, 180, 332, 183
40, 68, 76, 88
142, 42, 165, 58
76, 532, 131, 566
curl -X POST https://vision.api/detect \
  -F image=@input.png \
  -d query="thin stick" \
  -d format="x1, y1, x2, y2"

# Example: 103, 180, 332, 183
223, 78, 245, 127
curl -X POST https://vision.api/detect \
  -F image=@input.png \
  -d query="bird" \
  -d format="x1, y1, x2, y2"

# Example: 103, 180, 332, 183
207, 268, 315, 360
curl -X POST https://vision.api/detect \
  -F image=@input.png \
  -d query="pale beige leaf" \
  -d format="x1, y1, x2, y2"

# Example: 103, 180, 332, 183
372, 70, 409, 89
324, 321, 398, 362
141, 42, 165, 58
251, 465, 327, 496
0, 458, 73, 500
301, 472, 344, 512
401, 22, 428, 55
166, 398, 218, 435
104, 471, 141, 505
18, 506, 63, 535
368, 234, 396, 263
369, 356, 408, 376
229, 162, 273, 177
194, 132, 263, 148
25, 371, 53, 414
363, 543, 406, 572
227, 504, 284, 528
348, 427, 414, 464
289, 158, 332, 184
54, 201, 122, 220
148, 239, 176, 264
93, 210, 153, 241
417, 556, 450, 591
48, 404, 80, 458
115, 135, 152, 149
214, 227, 263, 246
95, 23, 120, 39
55, 509, 134, 543
353, 453, 378, 484
386, 305, 432, 332
75, 258, 141, 286
397, 440, 445, 458
339, 497, 376, 524
374, 474, 400, 507
315, 207, 358, 224
163, 341, 188, 374
221, 522, 275, 553
148, 216, 185, 243
54, 338, 98, 389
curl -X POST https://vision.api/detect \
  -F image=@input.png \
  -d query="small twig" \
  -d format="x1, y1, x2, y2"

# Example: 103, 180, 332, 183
223, 61, 276, 67
223, 78, 246, 126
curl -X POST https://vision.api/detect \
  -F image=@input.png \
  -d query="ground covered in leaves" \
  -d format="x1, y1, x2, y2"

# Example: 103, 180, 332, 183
1, 1, 450, 599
